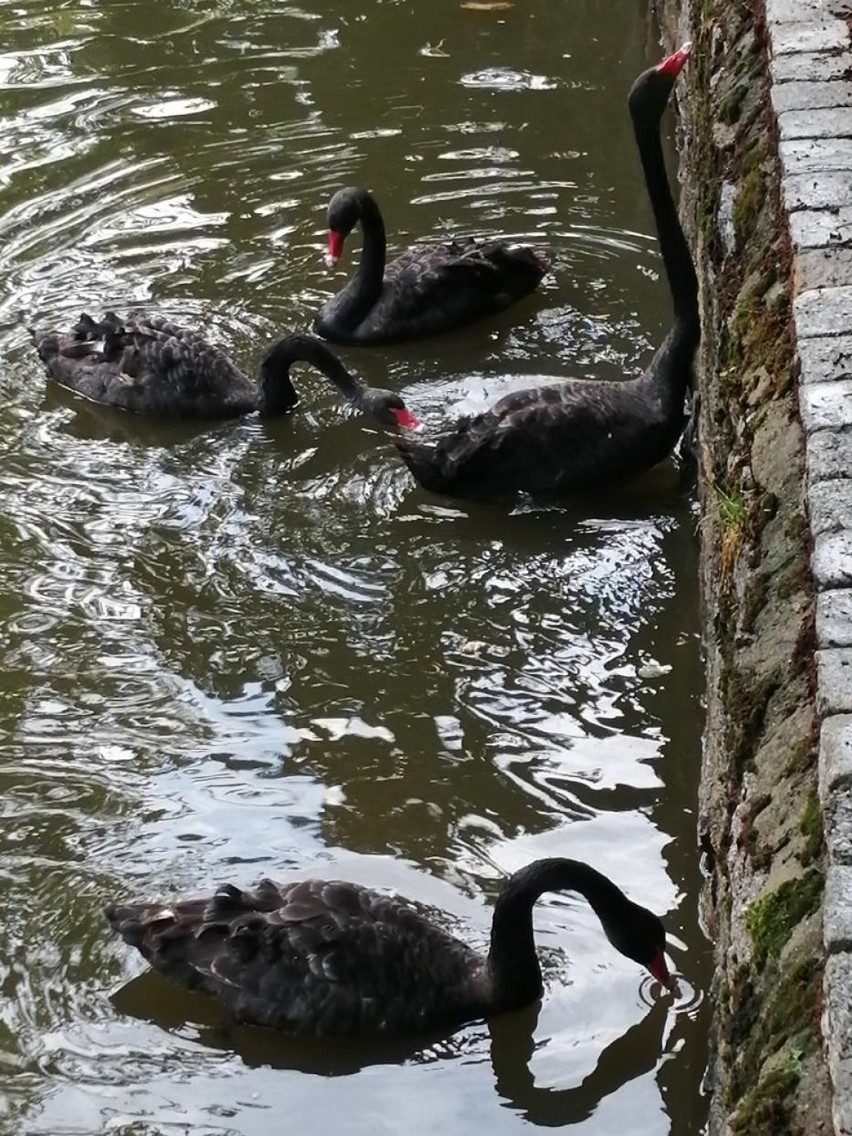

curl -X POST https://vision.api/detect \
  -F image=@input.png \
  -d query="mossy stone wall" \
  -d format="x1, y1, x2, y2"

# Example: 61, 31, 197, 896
652, 1, 832, 1131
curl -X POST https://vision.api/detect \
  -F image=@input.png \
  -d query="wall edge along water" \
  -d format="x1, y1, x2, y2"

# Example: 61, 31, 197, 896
654, 0, 852, 1130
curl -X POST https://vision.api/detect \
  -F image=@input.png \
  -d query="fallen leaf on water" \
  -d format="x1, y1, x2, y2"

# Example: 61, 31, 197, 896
461, 2, 513, 9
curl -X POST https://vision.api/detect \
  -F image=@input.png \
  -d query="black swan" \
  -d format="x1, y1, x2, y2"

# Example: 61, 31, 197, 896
312, 187, 552, 345
33, 315, 419, 426
104, 859, 670, 1038
391, 44, 699, 499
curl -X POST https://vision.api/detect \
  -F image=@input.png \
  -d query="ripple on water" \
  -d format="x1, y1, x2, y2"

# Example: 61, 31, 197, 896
0, 1, 708, 1132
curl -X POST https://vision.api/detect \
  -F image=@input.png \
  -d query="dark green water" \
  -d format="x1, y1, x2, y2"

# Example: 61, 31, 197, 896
0, 2, 710, 1133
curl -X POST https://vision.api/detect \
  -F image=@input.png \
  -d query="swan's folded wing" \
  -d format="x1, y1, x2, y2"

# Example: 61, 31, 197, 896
399, 379, 659, 496
96, 313, 255, 415
106, 878, 479, 1035
368, 238, 550, 342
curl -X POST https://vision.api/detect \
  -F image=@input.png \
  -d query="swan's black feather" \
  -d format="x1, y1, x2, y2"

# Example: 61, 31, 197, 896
314, 187, 551, 346
391, 53, 699, 500
32, 320, 406, 422
106, 877, 485, 1037
397, 338, 690, 498
349, 239, 550, 344
105, 859, 668, 1039
34, 311, 263, 418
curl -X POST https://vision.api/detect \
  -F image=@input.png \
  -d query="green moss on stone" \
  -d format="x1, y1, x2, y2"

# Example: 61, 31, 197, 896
730, 1061, 800, 1135
746, 872, 824, 968
783, 736, 814, 776
733, 167, 764, 247
800, 790, 823, 865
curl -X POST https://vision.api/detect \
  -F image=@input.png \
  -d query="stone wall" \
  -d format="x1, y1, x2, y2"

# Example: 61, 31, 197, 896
653, 0, 849, 1131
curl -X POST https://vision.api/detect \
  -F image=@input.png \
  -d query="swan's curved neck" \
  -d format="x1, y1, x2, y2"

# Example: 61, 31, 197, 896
632, 103, 699, 400
334, 192, 387, 330
259, 337, 363, 415
487, 859, 628, 1012
256, 354, 299, 416
634, 112, 698, 326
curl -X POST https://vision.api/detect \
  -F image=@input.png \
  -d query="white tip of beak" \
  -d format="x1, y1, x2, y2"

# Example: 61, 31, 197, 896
324, 253, 339, 270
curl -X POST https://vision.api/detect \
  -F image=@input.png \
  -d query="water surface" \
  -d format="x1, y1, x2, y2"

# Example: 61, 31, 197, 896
0, 2, 710, 1134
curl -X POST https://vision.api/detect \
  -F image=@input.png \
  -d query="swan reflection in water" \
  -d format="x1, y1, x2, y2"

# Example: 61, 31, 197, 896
112, 971, 672, 1126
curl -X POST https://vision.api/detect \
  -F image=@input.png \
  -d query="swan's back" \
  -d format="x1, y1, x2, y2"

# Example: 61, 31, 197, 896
397, 374, 682, 498
106, 877, 487, 1036
35, 311, 258, 418
376, 238, 550, 342
318, 238, 551, 346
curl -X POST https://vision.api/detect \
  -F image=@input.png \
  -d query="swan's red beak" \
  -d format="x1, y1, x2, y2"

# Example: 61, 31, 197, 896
391, 407, 422, 431
325, 230, 346, 269
656, 42, 691, 78
648, 947, 672, 989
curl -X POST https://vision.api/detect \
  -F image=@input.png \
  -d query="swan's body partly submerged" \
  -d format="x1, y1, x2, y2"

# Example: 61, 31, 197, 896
34, 316, 417, 426
105, 859, 670, 1038
392, 44, 699, 500
313, 187, 551, 346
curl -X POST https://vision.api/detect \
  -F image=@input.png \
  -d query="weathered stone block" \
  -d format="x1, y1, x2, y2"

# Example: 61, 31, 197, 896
823, 952, 852, 1134
779, 106, 852, 141
809, 480, 852, 534
798, 335, 852, 383
772, 80, 852, 115
795, 247, 852, 293
780, 136, 852, 176
825, 865, 852, 946
807, 429, 852, 483
818, 649, 852, 713
799, 380, 852, 434
795, 286, 852, 336
785, 171, 852, 212
826, 792, 852, 865
814, 532, 852, 589
790, 208, 852, 252
771, 20, 850, 56
773, 50, 851, 83
819, 715, 852, 796
767, 0, 849, 21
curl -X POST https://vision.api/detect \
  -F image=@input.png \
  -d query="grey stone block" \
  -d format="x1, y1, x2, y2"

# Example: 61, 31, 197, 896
807, 428, 852, 482
785, 171, 852, 212
818, 649, 852, 713
826, 792, 852, 864
814, 531, 852, 588
796, 247, 852, 292
780, 137, 852, 176
790, 208, 852, 252
819, 715, 852, 795
779, 106, 852, 141
825, 865, 852, 947
809, 479, 852, 533
799, 380, 852, 433
768, 0, 852, 20
771, 20, 851, 57
765, 6, 852, 1125
795, 286, 852, 336
798, 335, 852, 383
823, 952, 852, 1133
772, 80, 852, 115
773, 50, 852, 83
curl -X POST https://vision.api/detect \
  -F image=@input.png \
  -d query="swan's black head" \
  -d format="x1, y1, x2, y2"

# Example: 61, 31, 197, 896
628, 42, 691, 122
359, 387, 421, 430
604, 898, 671, 988
325, 187, 371, 267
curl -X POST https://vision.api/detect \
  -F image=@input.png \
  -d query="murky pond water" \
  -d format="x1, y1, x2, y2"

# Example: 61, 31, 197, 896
0, 2, 710, 1133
